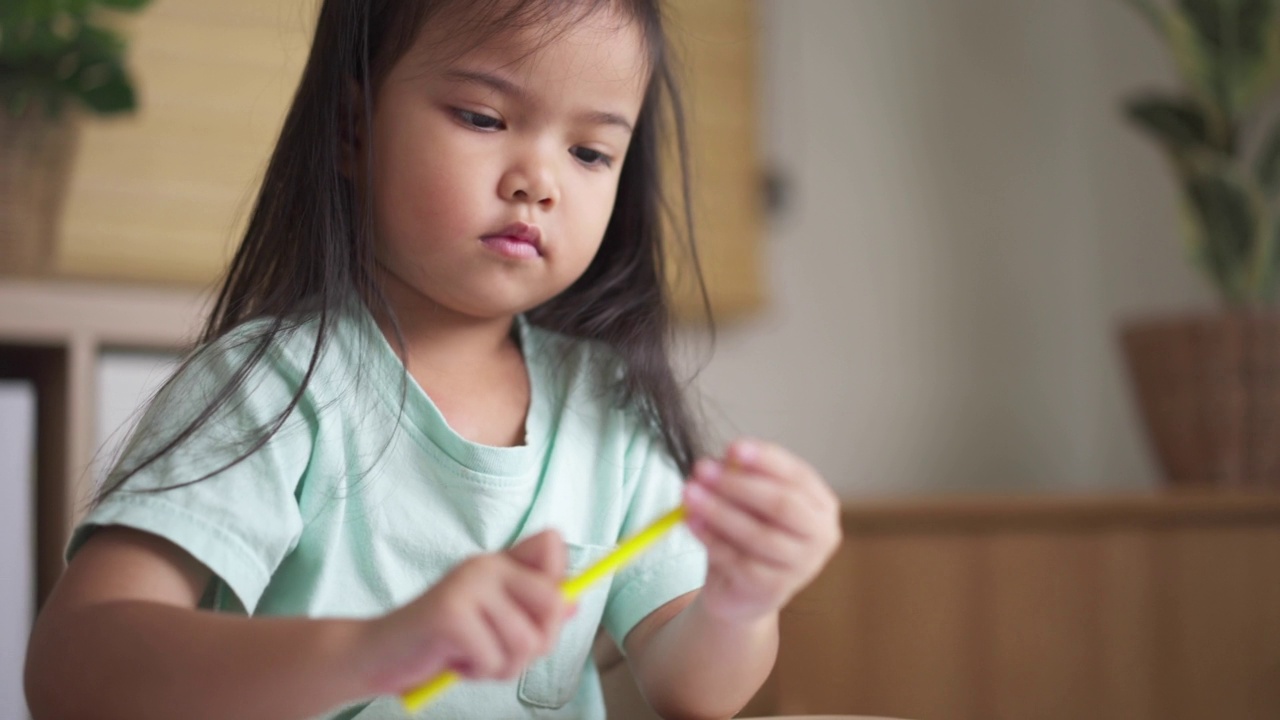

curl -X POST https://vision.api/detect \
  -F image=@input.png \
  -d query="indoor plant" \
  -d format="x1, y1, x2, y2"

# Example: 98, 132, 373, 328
0, 0, 151, 275
1121, 0, 1280, 485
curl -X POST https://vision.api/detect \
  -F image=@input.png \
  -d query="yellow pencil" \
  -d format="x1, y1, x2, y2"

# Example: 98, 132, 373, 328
400, 506, 687, 712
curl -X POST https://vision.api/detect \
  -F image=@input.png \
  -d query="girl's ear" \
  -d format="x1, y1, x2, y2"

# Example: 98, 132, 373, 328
340, 78, 366, 181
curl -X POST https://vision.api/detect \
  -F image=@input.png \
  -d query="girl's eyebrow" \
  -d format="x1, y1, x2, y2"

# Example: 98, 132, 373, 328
577, 110, 634, 135
446, 68, 634, 134
447, 69, 527, 101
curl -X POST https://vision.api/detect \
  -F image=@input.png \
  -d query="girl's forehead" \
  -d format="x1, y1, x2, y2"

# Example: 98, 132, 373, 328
405, 0, 650, 79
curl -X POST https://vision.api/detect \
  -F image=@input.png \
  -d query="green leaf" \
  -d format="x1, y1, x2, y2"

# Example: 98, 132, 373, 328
75, 24, 125, 63
1240, 173, 1278, 300
1124, 94, 1215, 153
1, 2, 41, 23
1257, 116, 1280, 194
1182, 162, 1260, 301
96, 0, 152, 10
0, 1, 69, 25
1175, 0, 1235, 118
0, 0, 149, 118
1178, 0, 1270, 58
1177, 0, 1278, 119
1160, 8, 1219, 103
1232, 15, 1280, 114
72, 58, 133, 113
1265, 214, 1280, 302
0, 18, 75, 63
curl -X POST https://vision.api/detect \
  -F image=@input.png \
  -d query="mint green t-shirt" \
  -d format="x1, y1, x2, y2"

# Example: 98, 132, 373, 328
68, 308, 706, 720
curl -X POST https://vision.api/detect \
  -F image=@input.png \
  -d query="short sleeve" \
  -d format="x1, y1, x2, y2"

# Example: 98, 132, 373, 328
602, 429, 706, 648
67, 325, 316, 613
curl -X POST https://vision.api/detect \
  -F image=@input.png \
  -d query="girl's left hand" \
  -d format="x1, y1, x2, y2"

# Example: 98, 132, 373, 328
682, 439, 842, 624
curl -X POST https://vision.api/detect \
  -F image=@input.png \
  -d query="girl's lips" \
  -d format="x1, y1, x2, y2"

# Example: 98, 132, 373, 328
481, 222, 543, 259
481, 235, 542, 259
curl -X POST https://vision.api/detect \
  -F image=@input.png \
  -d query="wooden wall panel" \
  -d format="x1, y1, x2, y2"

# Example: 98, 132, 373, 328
851, 536, 980, 719
1153, 526, 1280, 720
981, 533, 1106, 719
773, 495, 1280, 720
1094, 530, 1156, 720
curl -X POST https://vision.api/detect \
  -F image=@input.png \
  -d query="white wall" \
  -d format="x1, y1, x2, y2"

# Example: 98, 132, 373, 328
690, 0, 1217, 497
0, 382, 35, 720
94, 351, 182, 488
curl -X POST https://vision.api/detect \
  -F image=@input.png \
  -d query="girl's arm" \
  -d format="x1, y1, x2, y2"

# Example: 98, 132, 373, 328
623, 590, 778, 720
25, 526, 570, 720
25, 527, 375, 720
623, 440, 841, 720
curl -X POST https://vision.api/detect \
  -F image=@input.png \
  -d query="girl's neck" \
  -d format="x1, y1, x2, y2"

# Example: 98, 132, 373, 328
372, 273, 532, 448
373, 274, 519, 371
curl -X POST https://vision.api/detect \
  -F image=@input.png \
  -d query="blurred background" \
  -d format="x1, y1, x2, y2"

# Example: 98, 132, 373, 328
2, 1, 1278, 719
700, 0, 1209, 496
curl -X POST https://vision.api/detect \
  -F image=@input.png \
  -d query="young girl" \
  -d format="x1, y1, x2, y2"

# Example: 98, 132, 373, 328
24, 0, 841, 718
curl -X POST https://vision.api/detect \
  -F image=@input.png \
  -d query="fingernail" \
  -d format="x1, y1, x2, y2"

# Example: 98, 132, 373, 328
732, 441, 759, 464
694, 459, 722, 483
685, 483, 710, 507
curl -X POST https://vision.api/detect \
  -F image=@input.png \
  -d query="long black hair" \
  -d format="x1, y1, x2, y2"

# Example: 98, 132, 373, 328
99, 0, 710, 500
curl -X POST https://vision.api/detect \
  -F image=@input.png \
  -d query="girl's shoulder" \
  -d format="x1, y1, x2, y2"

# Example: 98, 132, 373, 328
178, 311, 358, 406
194, 314, 324, 375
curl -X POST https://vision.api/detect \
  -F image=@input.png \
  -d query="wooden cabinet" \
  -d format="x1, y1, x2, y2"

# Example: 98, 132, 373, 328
768, 493, 1280, 720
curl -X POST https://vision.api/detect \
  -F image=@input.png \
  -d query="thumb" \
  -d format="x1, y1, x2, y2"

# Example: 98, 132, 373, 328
507, 529, 567, 579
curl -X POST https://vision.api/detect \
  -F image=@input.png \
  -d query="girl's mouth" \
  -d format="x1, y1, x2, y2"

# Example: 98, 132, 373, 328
481, 222, 543, 259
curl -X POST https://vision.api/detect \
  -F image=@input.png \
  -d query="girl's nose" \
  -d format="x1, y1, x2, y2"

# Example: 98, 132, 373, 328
498, 158, 559, 209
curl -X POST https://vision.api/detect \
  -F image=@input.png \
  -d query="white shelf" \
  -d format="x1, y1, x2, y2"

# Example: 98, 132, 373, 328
0, 278, 210, 601
0, 278, 210, 347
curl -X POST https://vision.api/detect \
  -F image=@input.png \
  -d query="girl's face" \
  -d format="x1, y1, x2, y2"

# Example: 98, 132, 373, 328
367, 5, 649, 322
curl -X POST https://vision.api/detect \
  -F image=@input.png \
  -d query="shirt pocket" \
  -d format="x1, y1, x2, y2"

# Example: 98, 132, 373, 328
517, 542, 615, 710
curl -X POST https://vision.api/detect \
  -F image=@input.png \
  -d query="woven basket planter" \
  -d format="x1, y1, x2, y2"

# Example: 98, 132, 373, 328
1122, 313, 1280, 487
0, 108, 79, 276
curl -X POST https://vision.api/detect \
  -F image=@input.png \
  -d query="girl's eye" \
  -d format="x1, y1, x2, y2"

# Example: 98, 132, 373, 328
571, 146, 613, 168
456, 109, 503, 131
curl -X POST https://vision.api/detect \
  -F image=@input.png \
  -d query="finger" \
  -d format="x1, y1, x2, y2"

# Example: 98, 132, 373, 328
448, 606, 505, 679
724, 439, 816, 488
507, 529, 567, 579
503, 566, 567, 651
691, 461, 817, 539
696, 523, 746, 569
481, 596, 544, 679
684, 482, 803, 568
719, 441, 838, 514
694, 520, 786, 591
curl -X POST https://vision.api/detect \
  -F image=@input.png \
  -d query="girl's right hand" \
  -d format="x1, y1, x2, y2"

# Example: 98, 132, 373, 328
358, 530, 572, 694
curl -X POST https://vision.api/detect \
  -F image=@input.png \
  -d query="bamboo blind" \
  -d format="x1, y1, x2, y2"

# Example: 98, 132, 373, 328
56, 0, 313, 283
